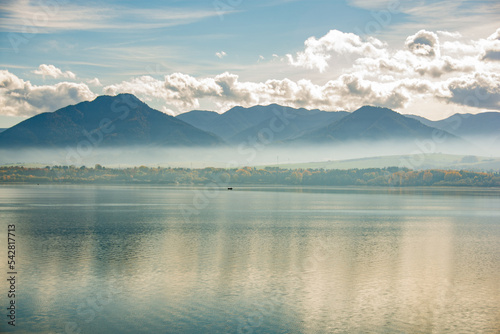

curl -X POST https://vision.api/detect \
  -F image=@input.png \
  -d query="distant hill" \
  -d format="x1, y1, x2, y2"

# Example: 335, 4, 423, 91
175, 109, 221, 132
406, 112, 500, 138
297, 106, 460, 143
0, 94, 224, 148
0, 129, 6, 134
177, 104, 288, 140
261, 153, 500, 171
228, 108, 348, 143
177, 104, 347, 143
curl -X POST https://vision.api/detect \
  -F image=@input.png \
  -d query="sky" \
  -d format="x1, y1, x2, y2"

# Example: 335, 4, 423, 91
0, 0, 499, 127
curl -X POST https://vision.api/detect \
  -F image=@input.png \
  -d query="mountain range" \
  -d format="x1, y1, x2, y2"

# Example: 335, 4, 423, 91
295, 106, 460, 143
177, 104, 348, 143
0, 93, 497, 148
0, 94, 223, 148
406, 112, 500, 139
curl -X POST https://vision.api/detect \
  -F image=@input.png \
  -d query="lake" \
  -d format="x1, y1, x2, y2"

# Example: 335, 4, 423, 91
1, 184, 499, 333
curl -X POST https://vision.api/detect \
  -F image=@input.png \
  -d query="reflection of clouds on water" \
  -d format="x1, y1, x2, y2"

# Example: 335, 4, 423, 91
1, 185, 498, 333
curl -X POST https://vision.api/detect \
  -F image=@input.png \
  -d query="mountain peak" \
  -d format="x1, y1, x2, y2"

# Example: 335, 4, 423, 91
353, 105, 398, 114
0, 93, 223, 147
299, 105, 459, 143
91, 93, 143, 104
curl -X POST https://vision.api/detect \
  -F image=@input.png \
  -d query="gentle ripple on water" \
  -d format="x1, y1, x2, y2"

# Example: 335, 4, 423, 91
0, 184, 499, 333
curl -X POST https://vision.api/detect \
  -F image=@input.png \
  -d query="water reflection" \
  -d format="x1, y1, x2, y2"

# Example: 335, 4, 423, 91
0, 185, 498, 333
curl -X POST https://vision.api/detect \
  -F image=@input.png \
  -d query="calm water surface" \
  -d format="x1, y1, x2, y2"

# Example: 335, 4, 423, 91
0, 185, 499, 333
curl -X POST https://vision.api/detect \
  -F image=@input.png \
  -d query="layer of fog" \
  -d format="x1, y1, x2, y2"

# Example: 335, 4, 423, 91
1, 137, 499, 170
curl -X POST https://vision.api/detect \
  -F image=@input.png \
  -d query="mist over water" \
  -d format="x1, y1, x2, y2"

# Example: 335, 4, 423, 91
1, 138, 498, 169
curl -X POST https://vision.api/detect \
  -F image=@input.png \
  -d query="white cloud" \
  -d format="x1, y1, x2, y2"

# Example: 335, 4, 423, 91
87, 77, 102, 86
161, 106, 177, 116
441, 40, 477, 55
33, 64, 76, 79
291, 28, 495, 81
215, 51, 227, 59
356, 51, 477, 78
0, 70, 96, 117
437, 30, 462, 39
103, 71, 434, 113
102, 28, 500, 114
479, 28, 500, 61
405, 30, 440, 58
414, 56, 476, 78
287, 29, 387, 72
3, 27, 500, 122
440, 72, 500, 109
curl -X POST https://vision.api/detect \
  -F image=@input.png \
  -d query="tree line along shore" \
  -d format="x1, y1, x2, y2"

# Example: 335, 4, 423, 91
1, 165, 499, 187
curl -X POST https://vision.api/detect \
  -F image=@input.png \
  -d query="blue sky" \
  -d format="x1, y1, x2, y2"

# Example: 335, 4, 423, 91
1, 0, 500, 127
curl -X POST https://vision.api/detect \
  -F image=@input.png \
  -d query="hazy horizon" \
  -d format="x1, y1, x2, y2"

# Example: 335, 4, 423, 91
1, 138, 499, 169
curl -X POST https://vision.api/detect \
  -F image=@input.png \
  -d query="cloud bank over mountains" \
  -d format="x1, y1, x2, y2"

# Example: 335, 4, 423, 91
0, 69, 96, 117
1, 28, 499, 117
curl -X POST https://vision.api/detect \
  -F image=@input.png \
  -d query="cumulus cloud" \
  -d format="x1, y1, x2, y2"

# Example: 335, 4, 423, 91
103, 71, 438, 113
441, 72, 500, 109
87, 77, 102, 86
405, 30, 440, 58
101, 27, 500, 113
351, 27, 500, 79
0, 70, 96, 117
354, 50, 476, 79
286, 28, 495, 80
3, 28, 500, 120
215, 51, 227, 59
287, 29, 387, 72
441, 41, 477, 55
412, 55, 476, 77
479, 28, 500, 61
33, 64, 77, 79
